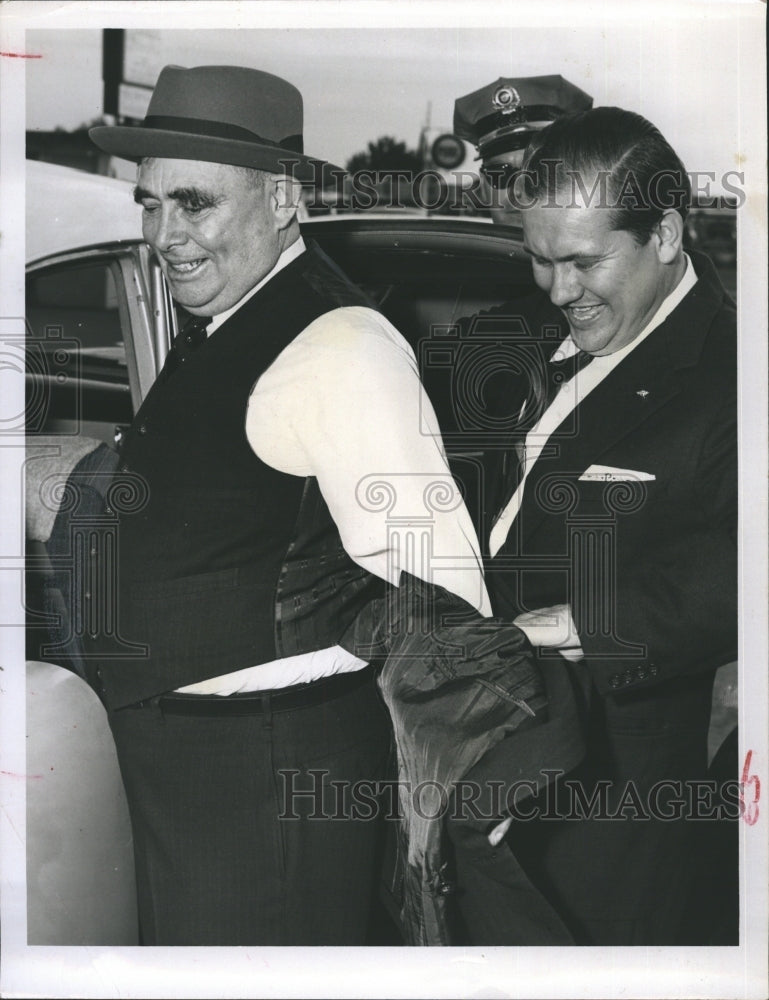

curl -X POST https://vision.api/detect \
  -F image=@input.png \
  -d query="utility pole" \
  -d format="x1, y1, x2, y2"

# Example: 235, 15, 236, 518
102, 29, 125, 123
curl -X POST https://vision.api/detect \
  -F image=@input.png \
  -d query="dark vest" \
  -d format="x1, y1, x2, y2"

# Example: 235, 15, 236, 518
99, 243, 384, 709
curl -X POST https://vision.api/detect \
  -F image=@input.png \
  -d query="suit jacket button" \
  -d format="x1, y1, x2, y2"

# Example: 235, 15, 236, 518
138, 423, 148, 435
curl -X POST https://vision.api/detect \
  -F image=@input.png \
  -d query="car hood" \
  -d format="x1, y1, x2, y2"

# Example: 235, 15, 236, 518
26, 160, 143, 263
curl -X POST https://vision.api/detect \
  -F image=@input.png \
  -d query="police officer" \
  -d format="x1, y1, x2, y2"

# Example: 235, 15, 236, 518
453, 74, 593, 224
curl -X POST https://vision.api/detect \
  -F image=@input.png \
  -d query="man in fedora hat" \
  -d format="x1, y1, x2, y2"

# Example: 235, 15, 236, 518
453, 74, 592, 225
86, 64, 498, 946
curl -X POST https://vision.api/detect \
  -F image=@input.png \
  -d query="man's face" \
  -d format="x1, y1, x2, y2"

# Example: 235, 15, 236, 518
479, 149, 526, 227
135, 158, 282, 316
522, 199, 671, 355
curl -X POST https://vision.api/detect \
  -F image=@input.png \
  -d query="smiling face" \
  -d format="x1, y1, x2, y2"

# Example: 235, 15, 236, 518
522, 196, 683, 355
135, 158, 291, 316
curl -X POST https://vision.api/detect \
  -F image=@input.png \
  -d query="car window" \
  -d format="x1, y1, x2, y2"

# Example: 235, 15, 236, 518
26, 259, 133, 436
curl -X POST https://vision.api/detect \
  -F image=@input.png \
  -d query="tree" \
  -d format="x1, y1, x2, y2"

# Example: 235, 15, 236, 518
346, 135, 423, 175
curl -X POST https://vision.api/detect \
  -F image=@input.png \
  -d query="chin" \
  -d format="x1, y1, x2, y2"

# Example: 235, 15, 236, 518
570, 328, 613, 354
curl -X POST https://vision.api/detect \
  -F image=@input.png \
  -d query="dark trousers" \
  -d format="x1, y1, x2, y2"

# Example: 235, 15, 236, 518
108, 673, 392, 945
506, 673, 718, 945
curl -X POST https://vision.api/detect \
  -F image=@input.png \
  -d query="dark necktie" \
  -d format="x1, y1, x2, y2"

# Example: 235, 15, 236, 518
545, 347, 595, 407
160, 313, 212, 381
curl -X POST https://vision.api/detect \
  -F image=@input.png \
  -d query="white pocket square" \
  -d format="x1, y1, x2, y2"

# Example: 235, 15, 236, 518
579, 465, 656, 482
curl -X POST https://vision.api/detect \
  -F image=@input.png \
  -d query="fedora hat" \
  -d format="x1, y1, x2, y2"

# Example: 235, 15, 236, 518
90, 64, 342, 185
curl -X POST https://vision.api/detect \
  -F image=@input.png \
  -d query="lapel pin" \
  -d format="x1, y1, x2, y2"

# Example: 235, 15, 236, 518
636, 389, 649, 398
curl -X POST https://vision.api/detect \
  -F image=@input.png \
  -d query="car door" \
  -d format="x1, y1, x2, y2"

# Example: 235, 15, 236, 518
25, 243, 167, 444
25, 243, 171, 658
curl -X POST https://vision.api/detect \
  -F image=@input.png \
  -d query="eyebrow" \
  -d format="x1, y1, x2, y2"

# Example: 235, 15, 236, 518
522, 245, 604, 264
132, 185, 220, 208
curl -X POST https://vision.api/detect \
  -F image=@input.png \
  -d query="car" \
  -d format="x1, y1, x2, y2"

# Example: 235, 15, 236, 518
23, 160, 738, 944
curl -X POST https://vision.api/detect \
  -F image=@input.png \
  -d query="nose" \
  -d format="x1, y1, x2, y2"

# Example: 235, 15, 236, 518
548, 263, 583, 308
143, 203, 187, 252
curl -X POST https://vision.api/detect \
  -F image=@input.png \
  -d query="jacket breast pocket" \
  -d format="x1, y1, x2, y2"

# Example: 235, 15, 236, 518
533, 472, 667, 521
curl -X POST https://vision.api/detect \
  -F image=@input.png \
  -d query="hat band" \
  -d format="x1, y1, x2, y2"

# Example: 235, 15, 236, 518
142, 115, 304, 153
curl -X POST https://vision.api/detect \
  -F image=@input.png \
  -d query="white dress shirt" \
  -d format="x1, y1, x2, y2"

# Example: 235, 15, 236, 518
179, 238, 491, 695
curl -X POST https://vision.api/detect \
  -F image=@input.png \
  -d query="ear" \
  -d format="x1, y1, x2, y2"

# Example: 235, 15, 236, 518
654, 209, 685, 264
271, 175, 303, 229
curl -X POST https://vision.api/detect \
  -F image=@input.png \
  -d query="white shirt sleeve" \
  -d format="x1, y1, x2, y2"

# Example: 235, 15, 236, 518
245, 306, 491, 616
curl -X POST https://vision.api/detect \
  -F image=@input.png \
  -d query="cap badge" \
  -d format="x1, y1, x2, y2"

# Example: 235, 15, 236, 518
492, 86, 522, 115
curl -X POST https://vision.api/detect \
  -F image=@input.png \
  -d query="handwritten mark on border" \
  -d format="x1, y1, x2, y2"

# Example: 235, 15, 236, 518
740, 750, 760, 825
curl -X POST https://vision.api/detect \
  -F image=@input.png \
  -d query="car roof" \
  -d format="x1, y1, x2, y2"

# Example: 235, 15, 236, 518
26, 160, 142, 264
24, 161, 528, 269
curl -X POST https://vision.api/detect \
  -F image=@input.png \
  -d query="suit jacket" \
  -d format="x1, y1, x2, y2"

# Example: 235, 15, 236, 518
487, 248, 736, 695
483, 249, 737, 943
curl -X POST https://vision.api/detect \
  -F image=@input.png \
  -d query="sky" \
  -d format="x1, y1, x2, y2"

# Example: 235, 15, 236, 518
21, 9, 757, 190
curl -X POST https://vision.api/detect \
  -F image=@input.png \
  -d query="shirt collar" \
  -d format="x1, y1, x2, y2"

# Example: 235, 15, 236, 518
206, 236, 307, 336
551, 253, 697, 364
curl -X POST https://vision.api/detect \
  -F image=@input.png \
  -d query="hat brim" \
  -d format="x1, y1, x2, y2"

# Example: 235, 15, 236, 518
89, 126, 344, 187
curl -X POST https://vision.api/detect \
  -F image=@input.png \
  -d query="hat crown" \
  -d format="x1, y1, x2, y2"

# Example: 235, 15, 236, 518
89, 63, 339, 184
146, 65, 303, 145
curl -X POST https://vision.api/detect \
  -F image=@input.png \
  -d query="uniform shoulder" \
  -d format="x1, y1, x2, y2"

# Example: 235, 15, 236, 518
459, 289, 566, 341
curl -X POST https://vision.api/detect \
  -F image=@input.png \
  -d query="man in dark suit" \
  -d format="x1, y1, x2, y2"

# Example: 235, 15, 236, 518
85, 64, 496, 945
480, 107, 737, 944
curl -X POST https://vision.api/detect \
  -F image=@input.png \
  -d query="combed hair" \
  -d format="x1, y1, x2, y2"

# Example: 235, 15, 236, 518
519, 107, 691, 244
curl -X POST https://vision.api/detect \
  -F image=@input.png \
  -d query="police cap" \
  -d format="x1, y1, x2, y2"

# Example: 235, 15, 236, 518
453, 75, 593, 160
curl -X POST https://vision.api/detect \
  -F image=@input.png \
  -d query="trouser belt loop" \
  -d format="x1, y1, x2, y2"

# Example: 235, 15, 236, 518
261, 692, 273, 730
138, 694, 165, 722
